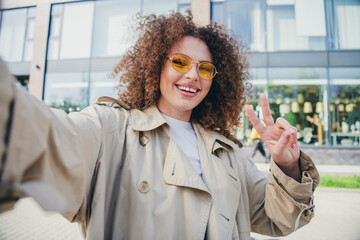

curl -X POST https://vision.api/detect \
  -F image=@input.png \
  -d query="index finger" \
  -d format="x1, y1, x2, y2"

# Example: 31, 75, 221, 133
245, 105, 266, 135
260, 93, 274, 126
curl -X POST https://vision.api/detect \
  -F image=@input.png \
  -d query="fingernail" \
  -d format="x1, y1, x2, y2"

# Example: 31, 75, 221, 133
292, 144, 296, 149
284, 132, 290, 139
290, 127, 296, 134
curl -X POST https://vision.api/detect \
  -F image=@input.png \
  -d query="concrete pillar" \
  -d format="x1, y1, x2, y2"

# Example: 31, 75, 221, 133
28, 3, 51, 100
191, 0, 211, 26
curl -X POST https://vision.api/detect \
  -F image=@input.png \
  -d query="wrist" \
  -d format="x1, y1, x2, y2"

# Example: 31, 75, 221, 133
276, 159, 302, 182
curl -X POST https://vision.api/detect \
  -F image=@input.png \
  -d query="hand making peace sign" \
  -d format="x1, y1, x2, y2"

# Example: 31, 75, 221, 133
245, 93, 301, 182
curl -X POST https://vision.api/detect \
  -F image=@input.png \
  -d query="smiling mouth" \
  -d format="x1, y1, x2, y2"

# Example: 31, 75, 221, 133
175, 84, 199, 93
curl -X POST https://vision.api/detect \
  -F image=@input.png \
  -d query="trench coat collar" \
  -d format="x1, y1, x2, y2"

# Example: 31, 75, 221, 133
131, 106, 237, 153
130, 106, 167, 131
193, 123, 237, 154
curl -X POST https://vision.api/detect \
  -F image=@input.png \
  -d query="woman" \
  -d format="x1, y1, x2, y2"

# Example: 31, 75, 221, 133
0, 12, 319, 239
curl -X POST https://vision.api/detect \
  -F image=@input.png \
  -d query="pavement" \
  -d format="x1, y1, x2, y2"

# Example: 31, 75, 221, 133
0, 198, 83, 240
0, 164, 359, 239
255, 162, 360, 176
251, 187, 360, 240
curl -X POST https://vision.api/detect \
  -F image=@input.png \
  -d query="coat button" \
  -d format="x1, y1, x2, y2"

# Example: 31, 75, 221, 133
139, 135, 148, 146
138, 181, 150, 193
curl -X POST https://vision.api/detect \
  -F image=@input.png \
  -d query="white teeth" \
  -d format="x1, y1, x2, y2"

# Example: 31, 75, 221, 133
189, 88, 196, 93
177, 85, 197, 93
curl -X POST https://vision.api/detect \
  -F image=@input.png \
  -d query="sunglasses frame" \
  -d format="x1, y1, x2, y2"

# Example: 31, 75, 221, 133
167, 54, 218, 79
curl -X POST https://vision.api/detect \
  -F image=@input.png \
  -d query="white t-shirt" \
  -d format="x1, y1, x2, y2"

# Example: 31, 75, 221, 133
161, 114, 202, 178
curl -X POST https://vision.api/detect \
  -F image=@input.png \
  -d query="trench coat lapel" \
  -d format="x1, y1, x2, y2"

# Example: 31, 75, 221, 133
163, 139, 210, 192
194, 124, 242, 235
131, 106, 210, 192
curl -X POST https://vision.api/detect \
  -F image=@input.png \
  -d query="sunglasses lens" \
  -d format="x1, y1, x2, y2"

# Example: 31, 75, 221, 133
170, 55, 217, 79
171, 55, 191, 72
198, 62, 217, 79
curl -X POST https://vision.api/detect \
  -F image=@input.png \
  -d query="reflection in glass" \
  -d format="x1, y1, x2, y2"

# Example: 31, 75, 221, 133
142, 0, 178, 15
330, 68, 360, 146
48, 2, 94, 60
47, 5, 62, 60
24, 40, 34, 61
24, 11, 36, 62
50, 16, 61, 38
45, 0, 187, 113
44, 72, 89, 112
60, 2, 94, 59
0, 9, 27, 62
212, 0, 266, 51
333, 0, 360, 49
0, 7, 36, 62
211, 1, 225, 25
267, 68, 328, 146
92, 0, 140, 58
26, 18, 36, 39
90, 72, 118, 103
178, 0, 191, 14
266, 1, 326, 51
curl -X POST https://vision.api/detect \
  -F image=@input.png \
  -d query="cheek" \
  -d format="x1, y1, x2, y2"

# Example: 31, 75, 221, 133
160, 69, 183, 89
203, 80, 213, 94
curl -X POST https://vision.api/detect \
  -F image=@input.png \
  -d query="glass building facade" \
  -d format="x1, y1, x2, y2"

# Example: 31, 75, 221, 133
212, 0, 360, 148
1, 0, 359, 149
44, 0, 190, 110
0, 6, 36, 89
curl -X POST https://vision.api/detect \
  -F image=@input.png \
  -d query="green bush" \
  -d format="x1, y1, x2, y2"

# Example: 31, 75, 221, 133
319, 175, 360, 189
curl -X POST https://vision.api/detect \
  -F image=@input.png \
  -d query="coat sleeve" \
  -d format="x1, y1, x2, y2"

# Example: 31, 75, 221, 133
0, 60, 102, 222
245, 150, 320, 236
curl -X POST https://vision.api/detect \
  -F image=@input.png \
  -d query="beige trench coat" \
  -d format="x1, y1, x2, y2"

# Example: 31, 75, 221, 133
0, 61, 319, 240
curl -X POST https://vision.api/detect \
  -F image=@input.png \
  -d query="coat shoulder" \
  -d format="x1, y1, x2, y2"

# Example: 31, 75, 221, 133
87, 97, 132, 133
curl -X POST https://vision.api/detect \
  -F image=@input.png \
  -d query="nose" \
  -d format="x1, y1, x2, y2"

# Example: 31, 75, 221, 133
184, 63, 199, 82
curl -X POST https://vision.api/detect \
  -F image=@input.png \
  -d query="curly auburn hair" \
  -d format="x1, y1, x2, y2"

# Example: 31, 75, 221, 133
113, 11, 249, 145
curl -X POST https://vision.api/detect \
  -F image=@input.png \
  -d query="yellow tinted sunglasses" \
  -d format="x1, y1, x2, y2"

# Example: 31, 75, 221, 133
167, 54, 218, 79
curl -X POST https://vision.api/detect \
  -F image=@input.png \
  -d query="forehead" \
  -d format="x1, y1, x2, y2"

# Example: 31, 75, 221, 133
169, 36, 212, 62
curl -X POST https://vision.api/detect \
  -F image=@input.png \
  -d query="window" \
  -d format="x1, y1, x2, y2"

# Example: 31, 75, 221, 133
267, 68, 328, 146
332, 0, 360, 49
0, 7, 36, 62
142, 0, 178, 15
44, 72, 90, 112
329, 68, 360, 146
238, 68, 267, 142
45, 0, 184, 112
211, 0, 266, 52
266, 0, 326, 51
92, 0, 141, 58
47, 2, 94, 60
178, 0, 191, 14
89, 71, 118, 103
211, 0, 328, 52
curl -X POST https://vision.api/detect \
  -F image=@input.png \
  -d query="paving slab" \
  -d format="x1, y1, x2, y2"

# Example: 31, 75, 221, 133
251, 187, 360, 240
0, 198, 83, 240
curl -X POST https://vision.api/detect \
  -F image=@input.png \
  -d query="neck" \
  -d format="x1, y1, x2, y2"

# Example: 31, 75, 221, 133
157, 105, 192, 122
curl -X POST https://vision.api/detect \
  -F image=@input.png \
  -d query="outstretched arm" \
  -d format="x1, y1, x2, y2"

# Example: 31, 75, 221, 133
0, 60, 101, 221
245, 93, 301, 182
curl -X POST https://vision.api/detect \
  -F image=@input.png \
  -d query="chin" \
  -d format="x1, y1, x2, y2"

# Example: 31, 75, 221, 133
176, 102, 199, 112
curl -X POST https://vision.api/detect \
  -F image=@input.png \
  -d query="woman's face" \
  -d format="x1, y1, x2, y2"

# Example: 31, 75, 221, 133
157, 36, 213, 121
